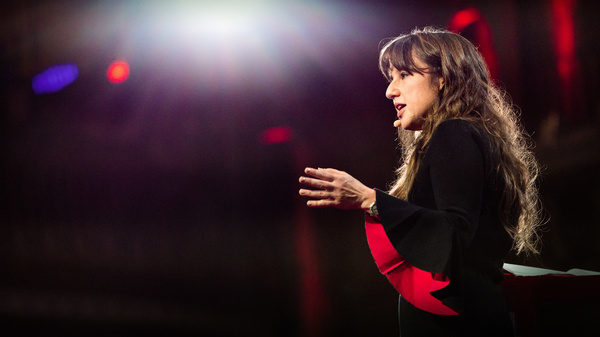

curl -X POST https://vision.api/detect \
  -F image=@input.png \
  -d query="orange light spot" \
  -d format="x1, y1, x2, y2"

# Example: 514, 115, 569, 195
107, 60, 130, 83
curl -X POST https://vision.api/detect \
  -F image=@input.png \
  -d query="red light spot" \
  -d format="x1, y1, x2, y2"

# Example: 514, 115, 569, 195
260, 126, 294, 145
107, 60, 130, 83
551, 0, 578, 119
552, 0, 576, 80
448, 8, 498, 79
448, 8, 481, 31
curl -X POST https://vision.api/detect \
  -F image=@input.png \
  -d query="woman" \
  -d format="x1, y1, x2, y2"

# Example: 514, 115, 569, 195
298, 27, 543, 336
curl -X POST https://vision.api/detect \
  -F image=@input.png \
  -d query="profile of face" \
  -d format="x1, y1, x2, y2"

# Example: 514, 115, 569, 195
385, 57, 444, 131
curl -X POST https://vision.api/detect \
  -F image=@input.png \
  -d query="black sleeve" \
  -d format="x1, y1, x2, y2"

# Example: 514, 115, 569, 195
376, 120, 485, 275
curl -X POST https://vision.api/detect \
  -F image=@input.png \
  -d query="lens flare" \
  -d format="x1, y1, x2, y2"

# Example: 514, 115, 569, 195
107, 60, 130, 83
32, 63, 79, 94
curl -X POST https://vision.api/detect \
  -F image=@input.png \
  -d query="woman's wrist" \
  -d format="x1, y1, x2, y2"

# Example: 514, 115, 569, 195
361, 189, 377, 213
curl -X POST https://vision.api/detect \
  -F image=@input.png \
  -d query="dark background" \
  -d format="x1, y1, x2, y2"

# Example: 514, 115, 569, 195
1, 0, 599, 336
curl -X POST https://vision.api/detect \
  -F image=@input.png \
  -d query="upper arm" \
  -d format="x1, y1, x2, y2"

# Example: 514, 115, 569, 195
426, 120, 485, 238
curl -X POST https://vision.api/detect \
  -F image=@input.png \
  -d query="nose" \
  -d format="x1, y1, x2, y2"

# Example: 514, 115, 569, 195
386, 81, 399, 99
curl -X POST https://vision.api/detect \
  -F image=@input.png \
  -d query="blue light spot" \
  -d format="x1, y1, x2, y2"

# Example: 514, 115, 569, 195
32, 63, 79, 95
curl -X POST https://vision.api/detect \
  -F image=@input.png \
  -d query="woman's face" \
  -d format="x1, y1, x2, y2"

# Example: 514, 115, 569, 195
385, 57, 443, 131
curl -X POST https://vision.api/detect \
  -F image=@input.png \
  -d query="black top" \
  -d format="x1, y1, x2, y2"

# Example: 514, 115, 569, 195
375, 119, 514, 313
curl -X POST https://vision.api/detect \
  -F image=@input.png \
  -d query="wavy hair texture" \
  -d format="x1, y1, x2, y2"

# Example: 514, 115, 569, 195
379, 27, 543, 256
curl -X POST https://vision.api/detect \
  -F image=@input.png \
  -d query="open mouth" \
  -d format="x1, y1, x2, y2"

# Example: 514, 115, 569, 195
395, 104, 406, 117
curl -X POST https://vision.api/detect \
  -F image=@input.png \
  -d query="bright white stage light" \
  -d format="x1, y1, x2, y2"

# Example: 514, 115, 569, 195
142, 0, 272, 38
90, 0, 390, 93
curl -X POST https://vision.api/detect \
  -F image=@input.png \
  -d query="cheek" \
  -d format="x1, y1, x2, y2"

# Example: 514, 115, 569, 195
422, 89, 439, 108
415, 92, 433, 109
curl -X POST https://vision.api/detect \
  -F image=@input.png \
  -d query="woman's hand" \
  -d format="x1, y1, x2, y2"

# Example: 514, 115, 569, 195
299, 167, 375, 211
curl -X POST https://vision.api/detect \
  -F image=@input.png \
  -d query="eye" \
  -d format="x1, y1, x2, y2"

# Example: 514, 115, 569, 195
400, 71, 409, 79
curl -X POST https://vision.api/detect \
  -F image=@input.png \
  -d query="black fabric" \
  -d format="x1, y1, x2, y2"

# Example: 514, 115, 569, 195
376, 119, 514, 336
398, 269, 514, 337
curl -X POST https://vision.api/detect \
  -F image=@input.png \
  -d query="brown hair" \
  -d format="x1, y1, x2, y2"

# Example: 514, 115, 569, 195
379, 27, 543, 255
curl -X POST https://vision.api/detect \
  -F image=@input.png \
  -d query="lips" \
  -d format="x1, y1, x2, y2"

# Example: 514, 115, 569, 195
395, 103, 406, 118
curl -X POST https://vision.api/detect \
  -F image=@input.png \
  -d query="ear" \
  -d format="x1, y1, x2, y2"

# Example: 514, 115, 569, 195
438, 77, 445, 90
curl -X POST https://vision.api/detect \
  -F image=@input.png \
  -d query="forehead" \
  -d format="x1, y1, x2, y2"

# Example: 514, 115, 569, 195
387, 53, 427, 75
387, 45, 426, 70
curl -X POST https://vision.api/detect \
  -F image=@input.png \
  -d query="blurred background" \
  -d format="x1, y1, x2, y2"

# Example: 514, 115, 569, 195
1, 0, 599, 335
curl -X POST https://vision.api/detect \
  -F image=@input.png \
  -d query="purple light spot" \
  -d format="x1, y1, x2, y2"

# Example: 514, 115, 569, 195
32, 63, 79, 95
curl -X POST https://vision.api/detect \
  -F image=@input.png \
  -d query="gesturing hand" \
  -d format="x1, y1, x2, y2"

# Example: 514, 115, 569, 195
298, 167, 375, 211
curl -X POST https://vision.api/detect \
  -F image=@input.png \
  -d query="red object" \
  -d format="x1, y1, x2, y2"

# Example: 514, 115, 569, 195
365, 215, 458, 315
449, 7, 481, 29
260, 126, 294, 145
107, 60, 130, 83
552, 0, 576, 82
448, 8, 499, 79
551, 0, 578, 119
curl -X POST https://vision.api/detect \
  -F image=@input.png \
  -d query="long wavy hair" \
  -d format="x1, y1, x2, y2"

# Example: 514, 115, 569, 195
379, 27, 543, 255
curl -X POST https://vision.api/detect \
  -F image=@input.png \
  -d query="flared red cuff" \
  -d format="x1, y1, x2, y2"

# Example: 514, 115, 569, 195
365, 215, 459, 315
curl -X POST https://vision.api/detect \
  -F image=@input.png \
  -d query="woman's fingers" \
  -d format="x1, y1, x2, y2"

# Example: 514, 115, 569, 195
299, 168, 335, 206
299, 167, 346, 189
303, 167, 337, 181
306, 199, 336, 207
298, 175, 332, 190
299, 186, 334, 207
299, 188, 330, 199
299, 167, 371, 210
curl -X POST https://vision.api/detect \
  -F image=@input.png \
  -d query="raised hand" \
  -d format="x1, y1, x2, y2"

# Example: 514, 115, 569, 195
298, 167, 375, 211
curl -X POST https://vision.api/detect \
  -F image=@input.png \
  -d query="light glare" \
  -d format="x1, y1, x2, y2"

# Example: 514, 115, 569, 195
107, 60, 130, 83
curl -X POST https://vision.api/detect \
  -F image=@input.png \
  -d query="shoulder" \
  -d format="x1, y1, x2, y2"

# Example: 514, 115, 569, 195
429, 119, 484, 146
424, 119, 491, 162
434, 119, 479, 136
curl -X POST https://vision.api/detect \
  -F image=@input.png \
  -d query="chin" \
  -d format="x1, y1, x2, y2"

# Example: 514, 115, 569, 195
404, 121, 425, 131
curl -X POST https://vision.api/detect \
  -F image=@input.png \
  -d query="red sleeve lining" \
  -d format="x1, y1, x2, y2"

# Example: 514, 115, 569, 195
366, 215, 459, 315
